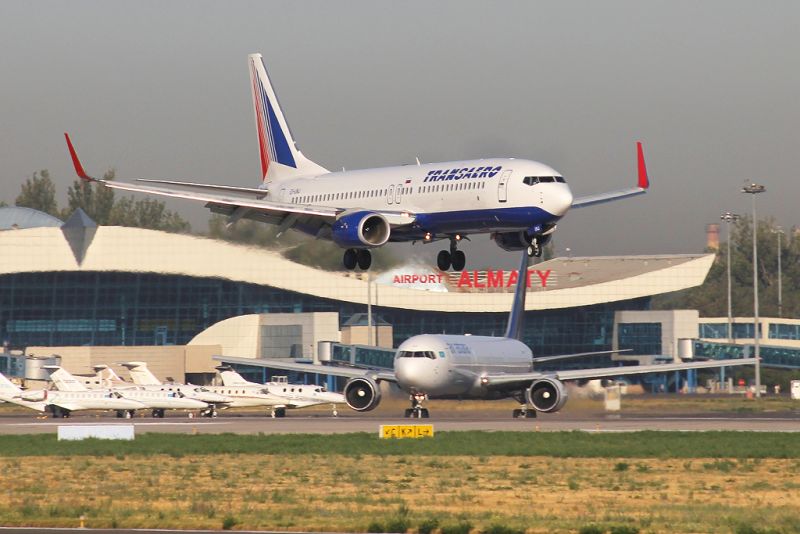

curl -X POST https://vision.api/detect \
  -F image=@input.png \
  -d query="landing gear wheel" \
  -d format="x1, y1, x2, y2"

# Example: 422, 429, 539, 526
343, 249, 358, 270
437, 250, 451, 271
512, 407, 538, 419
451, 250, 466, 271
356, 249, 372, 270
272, 407, 286, 418
527, 237, 542, 258
152, 409, 166, 418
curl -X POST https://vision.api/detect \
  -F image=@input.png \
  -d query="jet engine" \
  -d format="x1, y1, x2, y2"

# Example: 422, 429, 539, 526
331, 211, 391, 248
20, 390, 47, 402
525, 378, 568, 413
343, 377, 382, 412
492, 229, 553, 252
491, 231, 528, 252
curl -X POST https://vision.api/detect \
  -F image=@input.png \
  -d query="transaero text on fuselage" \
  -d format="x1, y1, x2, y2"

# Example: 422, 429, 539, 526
422, 166, 503, 182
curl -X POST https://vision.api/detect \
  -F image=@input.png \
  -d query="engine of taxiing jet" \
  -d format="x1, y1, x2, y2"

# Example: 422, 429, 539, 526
525, 377, 569, 413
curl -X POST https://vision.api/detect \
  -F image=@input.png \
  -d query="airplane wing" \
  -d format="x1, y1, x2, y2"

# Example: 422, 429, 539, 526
219, 357, 397, 382
64, 134, 417, 229
571, 142, 649, 208
482, 358, 757, 390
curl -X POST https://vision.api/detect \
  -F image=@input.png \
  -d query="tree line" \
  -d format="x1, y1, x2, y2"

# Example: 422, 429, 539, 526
653, 217, 799, 319
12, 169, 399, 270
14, 170, 190, 232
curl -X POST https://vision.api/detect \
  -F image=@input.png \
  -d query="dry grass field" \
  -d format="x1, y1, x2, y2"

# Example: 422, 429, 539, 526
2, 452, 799, 533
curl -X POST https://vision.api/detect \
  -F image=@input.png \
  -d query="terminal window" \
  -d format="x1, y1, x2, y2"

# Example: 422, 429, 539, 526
618, 322, 662, 355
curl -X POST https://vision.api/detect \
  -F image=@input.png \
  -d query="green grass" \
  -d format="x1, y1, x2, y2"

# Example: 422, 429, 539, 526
0, 430, 798, 458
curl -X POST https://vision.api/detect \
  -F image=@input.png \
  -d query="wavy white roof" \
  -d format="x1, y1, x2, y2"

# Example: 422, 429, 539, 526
0, 226, 713, 313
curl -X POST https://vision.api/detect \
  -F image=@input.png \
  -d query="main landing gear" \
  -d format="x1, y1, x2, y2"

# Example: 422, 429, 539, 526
437, 236, 466, 271
512, 406, 537, 419
404, 393, 430, 418
343, 249, 372, 270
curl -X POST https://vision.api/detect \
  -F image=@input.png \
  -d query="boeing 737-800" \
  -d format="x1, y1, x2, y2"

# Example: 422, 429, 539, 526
64, 53, 649, 271
243, 252, 757, 418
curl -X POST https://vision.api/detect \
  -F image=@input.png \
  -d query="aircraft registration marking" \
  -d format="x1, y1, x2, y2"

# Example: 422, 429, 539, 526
379, 424, 434, 439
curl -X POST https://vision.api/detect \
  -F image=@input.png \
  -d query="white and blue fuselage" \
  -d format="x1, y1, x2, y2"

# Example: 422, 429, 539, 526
393, 334, 532, 398
280, 158, 572, 242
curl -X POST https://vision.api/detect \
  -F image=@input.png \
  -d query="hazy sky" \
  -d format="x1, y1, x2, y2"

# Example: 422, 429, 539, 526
1, 1, 798, 269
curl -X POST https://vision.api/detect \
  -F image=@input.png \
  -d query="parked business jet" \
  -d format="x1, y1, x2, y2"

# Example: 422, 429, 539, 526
252, 252, 757, 418
0, 371, 145, 418
44, 366, 208, 418
118, 362, 231, 417
64, 53, 649, 272
217, 367, 345, 417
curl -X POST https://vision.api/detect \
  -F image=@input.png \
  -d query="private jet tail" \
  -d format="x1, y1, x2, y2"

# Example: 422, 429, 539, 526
43, 366, 88, 392
248, 53, 328, 183
92, 365, 126, 386
0, 372, 22, 397
216, 366, 257, 387
120, 361, 162, 386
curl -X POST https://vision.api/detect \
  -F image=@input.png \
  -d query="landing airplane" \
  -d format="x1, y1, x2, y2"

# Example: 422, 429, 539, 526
248, 252, 758, 418
0, 371, 144, 418
118, 362, 231, 417
64, 53, 649, 272
217, 367, 345, 417
45, 366, 208, 418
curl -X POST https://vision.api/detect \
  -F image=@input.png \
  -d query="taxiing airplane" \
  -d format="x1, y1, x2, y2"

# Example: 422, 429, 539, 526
64, 53, 649, 272
250, 252, 758, 418
45, 366, 207, 418
217, 367, 345, 417
0, 371, 144, 418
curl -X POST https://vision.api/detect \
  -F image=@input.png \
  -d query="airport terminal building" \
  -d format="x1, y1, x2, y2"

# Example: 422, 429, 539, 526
0, 208, 716, 367
4, 207, 800, 390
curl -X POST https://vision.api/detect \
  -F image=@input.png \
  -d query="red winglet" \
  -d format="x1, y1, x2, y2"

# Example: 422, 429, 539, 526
636, 141, 649, 189
64, 132, 91, 181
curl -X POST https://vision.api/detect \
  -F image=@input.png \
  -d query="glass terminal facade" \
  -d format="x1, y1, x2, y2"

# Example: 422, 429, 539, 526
0, 271, 650, 357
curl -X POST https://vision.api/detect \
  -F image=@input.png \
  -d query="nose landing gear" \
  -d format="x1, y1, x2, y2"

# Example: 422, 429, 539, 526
403, 393, 430, 418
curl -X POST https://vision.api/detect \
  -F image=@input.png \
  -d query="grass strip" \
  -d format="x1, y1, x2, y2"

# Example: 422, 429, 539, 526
0, 430, 798, 458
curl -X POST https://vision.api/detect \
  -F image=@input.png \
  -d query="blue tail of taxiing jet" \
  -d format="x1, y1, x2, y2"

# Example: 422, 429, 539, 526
504, 251, 531, 341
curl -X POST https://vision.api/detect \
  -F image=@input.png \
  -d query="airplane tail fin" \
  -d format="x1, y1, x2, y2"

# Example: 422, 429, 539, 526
119, 362, 162, 386
92, 364, 125, 384
215, 365, 254, 387
248, 53, 328, 184
43, 366, 88, 392
504, 251, 530, 340
0, 372, 22, 396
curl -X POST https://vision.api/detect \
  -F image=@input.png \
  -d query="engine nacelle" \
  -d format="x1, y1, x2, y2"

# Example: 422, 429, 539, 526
331, 211, 391, 249
493, 230, 534, 252
343, 377, 382, 412
20, 390, 47, 402
525, 378, 568, 413
492, 229, 554, 252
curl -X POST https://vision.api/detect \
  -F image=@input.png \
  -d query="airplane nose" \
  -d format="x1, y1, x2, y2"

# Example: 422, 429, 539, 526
552, 186, 573, 217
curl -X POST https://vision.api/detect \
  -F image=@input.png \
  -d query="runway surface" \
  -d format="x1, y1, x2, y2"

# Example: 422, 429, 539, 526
1, 410, 798, 434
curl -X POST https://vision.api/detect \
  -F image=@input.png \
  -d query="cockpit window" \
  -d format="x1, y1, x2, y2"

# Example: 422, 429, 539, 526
397, 350, 437, 359
523, 176, 566, 185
